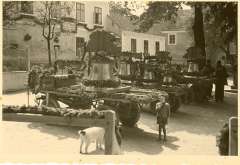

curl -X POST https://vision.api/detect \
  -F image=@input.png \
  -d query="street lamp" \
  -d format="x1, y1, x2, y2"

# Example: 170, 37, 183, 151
24, 33, 32, 107
53, 36, 60, 61
24, 33, 32, 71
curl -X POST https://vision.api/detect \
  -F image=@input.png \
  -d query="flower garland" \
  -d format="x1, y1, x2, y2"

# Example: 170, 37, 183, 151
82, 79, 121, 88
2, 105, 104, 119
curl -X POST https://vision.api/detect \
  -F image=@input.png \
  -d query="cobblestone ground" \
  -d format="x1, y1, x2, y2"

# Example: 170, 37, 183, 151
0, 90, 237, 155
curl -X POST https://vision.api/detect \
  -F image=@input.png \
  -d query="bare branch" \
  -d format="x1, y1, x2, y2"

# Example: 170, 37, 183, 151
49, 23, 56, 40
42, 23, 48, 39
42, 17, 49, 39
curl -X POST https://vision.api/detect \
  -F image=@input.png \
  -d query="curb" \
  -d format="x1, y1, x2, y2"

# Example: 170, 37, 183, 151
3, 88, 28, 94
224, 89, 238, 94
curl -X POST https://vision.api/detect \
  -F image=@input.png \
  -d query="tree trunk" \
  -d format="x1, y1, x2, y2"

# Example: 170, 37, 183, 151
229, 41, 238, 88
233, 62, 238, 88
220, 43, 237, 88
226, 43, 231, 65
193, 4, 206, 68
88, 53, 92, 76
47, 39, 52, 66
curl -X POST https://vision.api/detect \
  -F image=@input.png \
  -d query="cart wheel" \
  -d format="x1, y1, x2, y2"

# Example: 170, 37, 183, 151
169, 95, 180, 113
175, 96, 181, 111
168, 95, 175, 112
181, 93, 189, 104
188, 86, 195, 103
117, 102, 141, 127
138, 102, 156, 114
41, 98, 60, 108
99, 102, 120, 126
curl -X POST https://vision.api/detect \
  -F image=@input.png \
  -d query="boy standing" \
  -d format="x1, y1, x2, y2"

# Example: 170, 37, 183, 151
156, 96, 170, 141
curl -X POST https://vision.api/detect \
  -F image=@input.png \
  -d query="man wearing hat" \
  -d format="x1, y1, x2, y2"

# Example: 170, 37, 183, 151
156, 95, 170, 141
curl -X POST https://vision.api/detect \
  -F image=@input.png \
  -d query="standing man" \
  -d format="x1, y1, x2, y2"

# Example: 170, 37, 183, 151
201, 60, 215, 99
156, 96, 171, 142
215, 61, 228, 102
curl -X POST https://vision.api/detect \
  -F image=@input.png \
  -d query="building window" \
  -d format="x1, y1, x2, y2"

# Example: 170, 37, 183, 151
76, 3, 85, 22
94, 7, 102, 25
76, 37, 85, 57
155, 41, 160, 53
131, 39, 137, 53
53, 2, 61, 18
21, 1, 33, 14
144, 40, 148, 54
168, 34, 176, 45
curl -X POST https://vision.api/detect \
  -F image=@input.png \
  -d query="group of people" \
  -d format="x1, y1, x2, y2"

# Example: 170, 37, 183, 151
155, 60, 229, 142
201, 60, 228, 102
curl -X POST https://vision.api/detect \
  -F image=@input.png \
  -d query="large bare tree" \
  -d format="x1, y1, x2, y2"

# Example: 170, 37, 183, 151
37, 1, 73, 66
3, 1, 74, 66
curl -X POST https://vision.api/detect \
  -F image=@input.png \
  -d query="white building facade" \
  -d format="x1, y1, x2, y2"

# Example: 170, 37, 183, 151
3, 1, 110, 63
121, 31, 166, 56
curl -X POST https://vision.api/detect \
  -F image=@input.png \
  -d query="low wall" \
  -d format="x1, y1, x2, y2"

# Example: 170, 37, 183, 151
2, 109, 117, 155
3, 71, 28, 93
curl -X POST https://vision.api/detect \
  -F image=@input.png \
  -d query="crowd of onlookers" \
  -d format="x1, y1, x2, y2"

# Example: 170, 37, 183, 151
200, 60, 228, 102
155, 60, 230, 143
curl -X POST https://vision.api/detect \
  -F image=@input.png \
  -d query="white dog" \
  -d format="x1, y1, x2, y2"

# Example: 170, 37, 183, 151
78, 127, 105, 154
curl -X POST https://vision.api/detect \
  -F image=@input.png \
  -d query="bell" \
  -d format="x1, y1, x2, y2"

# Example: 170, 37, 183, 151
89, 63, 111, 80
119, 63, 125, 75
163, 76, 167, 83
193, 63, 199, 72
119, 62, 131, 76
188, 62, 199, 73
163, 75, 173, 83
160, 64, 167, 70
144, 70, 154, 80
126, 63, 131, 75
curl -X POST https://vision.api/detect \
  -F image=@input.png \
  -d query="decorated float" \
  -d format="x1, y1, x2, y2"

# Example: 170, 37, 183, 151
117, 50, 189, 113
182, 46, 214, 103
27, 30, 168, 127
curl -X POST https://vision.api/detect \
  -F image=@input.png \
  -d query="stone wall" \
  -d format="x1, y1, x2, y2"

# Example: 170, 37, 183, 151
3, 71, 28, 92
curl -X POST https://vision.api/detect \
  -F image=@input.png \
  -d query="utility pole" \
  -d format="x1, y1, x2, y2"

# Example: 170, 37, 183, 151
24, 33, 32, 107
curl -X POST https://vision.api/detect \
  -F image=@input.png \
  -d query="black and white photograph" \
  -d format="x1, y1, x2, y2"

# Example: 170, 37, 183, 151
1, 0, 238, 157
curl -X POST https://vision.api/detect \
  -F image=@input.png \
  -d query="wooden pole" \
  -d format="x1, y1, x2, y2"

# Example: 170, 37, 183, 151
27, 85, 30, 107
104, 110, 115, 155
46, 93, 49, 106
229, 117, 238, 155
27, 45, 30, 107
27, 45, 31, 72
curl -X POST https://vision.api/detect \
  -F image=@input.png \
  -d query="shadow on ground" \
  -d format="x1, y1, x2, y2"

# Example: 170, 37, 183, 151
28, 123, 81, 140
25, 92, 236, 155
120, 126, 179, 155
140, 92, 237, 137
27, 122, 180, 155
